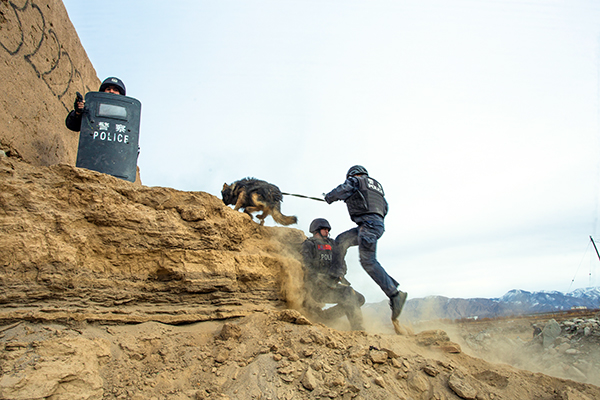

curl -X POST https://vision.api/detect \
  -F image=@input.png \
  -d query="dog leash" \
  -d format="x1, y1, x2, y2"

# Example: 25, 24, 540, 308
281, 192, 326, 202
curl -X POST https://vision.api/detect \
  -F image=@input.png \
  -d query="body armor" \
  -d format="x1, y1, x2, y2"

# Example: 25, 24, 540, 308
305, 237, 334, 272
345, 175, 387, 219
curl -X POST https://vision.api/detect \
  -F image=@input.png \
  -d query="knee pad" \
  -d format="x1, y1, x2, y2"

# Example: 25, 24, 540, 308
355, 291, 365, 307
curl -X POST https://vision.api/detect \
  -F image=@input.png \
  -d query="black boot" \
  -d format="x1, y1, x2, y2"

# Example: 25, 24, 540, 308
389, 290, 407, 320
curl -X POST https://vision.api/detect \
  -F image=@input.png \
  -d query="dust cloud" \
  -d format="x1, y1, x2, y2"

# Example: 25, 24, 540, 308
416, 314, 600, 387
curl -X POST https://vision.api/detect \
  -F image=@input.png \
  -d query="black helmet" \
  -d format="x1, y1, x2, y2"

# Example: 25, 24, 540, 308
99, 77, 126, 95
309, 218, 331, 233
346, 165, 368, 179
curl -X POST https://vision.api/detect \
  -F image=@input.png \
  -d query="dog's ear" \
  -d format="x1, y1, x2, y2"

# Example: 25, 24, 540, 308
222, 183, 228, 190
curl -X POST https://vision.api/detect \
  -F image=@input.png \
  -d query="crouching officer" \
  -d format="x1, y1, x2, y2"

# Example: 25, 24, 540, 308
324, 165, 407, 327
301, 218, 365, 331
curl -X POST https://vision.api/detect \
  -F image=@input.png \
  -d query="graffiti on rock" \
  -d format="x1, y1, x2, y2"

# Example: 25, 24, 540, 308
1, 0, 92, 111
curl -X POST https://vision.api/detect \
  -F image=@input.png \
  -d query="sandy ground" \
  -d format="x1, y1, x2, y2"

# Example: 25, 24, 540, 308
1, 310, 600, 400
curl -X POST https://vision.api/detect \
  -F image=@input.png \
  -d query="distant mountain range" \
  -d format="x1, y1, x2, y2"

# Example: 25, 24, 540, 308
364, 287, 600, 322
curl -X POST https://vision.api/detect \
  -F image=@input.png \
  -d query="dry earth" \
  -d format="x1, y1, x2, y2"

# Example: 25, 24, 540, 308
443, 312, 600, 387
1, 154, 600, 400
2, 1, 600, 399
1, 0, 99, 167
1, 309, 599, 400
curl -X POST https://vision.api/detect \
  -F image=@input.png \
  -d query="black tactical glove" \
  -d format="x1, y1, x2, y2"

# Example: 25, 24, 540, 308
327, 274, 341, 288
74, 92, 84, 114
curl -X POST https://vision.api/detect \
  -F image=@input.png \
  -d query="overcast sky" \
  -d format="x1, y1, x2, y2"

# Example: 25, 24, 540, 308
62, 0, 600, 303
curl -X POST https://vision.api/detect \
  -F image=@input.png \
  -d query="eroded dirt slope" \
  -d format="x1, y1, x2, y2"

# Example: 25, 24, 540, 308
1, 154, 600, 400
1, 0, 99, 166
0, 154, 306, 325
2, 310, 600, 400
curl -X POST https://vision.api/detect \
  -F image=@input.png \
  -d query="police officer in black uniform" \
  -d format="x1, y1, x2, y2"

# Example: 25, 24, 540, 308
301, 218, 365, 330
65, 77, 127, 132
324, 165, 407, 323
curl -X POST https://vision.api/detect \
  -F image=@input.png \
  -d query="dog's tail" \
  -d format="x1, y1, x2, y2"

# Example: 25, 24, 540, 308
271, 208, 298, 226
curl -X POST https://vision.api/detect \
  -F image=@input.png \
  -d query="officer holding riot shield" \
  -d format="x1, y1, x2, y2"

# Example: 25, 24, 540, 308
66, 77, 127, 131
65, 77, 141, 182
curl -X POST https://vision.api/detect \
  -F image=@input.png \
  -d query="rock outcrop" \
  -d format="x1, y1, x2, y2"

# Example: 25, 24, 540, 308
0, 154, 307, 325
2, 1, 600, 399
1, 150, 600, 400
1, 0, 99, 167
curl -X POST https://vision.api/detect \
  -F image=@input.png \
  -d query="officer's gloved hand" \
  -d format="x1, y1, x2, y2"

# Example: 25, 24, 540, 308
327, 274, 341, 288
74, 92, 84, 114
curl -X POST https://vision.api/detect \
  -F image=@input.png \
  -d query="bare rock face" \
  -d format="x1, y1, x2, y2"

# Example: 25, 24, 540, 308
2, 154, 600, 400
448, 372, 478, 399
0, 0, 99, 167
2, 2, 600, 399
0, 155, 307, 324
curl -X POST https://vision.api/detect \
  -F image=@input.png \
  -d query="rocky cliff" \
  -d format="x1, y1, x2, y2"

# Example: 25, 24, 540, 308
1, 0, 141, 182
1, 1, 600, 399
1, 0, 99, 166
2, 137, 600, 400
0, 155, 306, 325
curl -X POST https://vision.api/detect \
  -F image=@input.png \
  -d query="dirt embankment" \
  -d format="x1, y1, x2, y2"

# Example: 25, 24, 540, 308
2, 309, 600, 400
1, 153, 600, 400
1, 0, 99, 167
445, 312, 600, 387
1, 1, 600, 399
0, 0, 141, 182
0, 154, 307, 325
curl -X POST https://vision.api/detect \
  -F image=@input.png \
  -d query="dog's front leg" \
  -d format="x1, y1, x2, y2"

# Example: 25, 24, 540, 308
234, 192, 246, 211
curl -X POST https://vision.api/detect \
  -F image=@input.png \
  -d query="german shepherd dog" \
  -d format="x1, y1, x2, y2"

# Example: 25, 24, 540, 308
221, 178, 298, 226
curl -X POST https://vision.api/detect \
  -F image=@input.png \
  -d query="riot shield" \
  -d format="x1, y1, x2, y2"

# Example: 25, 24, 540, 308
76, 92, 142, 182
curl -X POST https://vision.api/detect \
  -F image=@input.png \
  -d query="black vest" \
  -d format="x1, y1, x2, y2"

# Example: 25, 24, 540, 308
345, 175, 387, 219
306, 237, 334, 272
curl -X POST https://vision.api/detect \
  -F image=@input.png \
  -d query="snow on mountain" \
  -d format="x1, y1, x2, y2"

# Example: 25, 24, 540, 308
366, 287, 600, 322
568, 287, 600, 300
